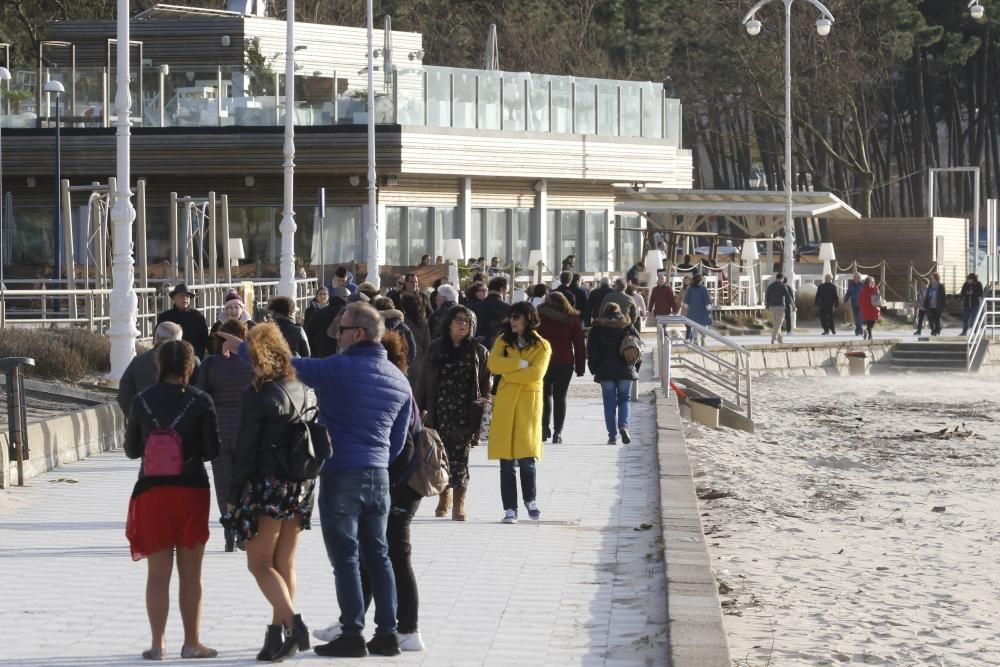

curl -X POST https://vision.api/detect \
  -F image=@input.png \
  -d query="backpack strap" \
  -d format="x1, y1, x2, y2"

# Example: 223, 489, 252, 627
138, 394, 160, 429
169, 397, 199, 429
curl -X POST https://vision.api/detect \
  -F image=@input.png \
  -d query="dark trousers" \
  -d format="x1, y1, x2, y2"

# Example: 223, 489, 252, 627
819, 307, 836, 334
361, 486, 422, 635
928, 308, 943, 335
915, 309, 926, 333
542, 363, 574, 434
852, 304, 862, 334
962, 303, 979, 333
500, 458, 537, 512
784, 304, 793, 333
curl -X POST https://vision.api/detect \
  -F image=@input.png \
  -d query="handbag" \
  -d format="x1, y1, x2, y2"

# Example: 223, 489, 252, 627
477, 398, 494, 443
870, 292, 882, 307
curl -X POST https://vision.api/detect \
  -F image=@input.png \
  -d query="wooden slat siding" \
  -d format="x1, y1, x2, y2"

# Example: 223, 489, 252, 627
379, 176, 461, 206
398, 128, 693, 184
470, 178, 535, 208
932, 217, 969, 293
547, 181, 614, 209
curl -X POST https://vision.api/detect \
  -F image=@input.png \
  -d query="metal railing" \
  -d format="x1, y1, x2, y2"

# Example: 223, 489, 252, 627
655, 315, 752, 421
966, 296, 1000, 371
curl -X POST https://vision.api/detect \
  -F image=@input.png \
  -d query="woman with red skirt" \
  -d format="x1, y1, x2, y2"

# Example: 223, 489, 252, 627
124, 340, 221, 660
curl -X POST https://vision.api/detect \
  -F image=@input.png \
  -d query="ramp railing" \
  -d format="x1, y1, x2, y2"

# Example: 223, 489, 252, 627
966, 297, 1000, 371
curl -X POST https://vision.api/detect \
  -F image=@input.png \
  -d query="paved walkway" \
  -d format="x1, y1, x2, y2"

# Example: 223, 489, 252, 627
0, 378, 668, 666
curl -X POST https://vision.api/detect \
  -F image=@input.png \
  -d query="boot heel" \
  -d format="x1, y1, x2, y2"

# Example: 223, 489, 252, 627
292, 614, 310, 650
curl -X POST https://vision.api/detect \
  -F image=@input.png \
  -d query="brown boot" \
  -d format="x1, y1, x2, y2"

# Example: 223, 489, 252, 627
452, 487, 467, 521
434, 488, 453, 517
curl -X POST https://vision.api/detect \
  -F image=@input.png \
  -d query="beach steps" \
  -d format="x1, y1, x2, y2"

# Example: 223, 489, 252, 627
889, 341, 967, 372
673, 377, 755, 432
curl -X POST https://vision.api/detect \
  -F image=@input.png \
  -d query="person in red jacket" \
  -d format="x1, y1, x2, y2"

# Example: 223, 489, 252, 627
648, 272, 678, 321
537, 292, 586, 444
859, 276, 882, 340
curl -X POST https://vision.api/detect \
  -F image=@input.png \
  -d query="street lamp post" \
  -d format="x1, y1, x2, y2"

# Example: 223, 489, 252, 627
277, 0, 297, 298
0, 66, 10, 289
42, 80, 65, 303
743, 0, 834, 330
365, 0, 381, 289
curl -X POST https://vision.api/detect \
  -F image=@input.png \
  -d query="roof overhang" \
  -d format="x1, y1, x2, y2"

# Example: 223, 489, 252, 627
615, 188, 862, 221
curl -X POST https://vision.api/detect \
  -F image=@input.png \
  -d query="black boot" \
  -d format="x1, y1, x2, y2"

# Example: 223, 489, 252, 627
291, 614, 309, 650
268, 625, 299, 662
256, 625, 282, 661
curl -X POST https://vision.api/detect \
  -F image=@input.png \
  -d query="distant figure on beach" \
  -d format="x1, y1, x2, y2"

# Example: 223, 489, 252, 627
923, 273, 946, 336
859, 276, 882, 340
765, 274, 792, 344
815, 274, 840, 335
959, 273, 984, 336
683, 274, 713, 345
913, 278, 929, 335
844, 273, 864, 336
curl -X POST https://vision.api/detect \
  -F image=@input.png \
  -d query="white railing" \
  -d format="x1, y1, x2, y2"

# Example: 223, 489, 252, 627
655, 315, 752, 421
966, 296, 1000, 371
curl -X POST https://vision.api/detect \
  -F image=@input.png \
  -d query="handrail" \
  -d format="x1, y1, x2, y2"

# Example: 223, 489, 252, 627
966, 297, 1000, 371
655, 315, 752, 422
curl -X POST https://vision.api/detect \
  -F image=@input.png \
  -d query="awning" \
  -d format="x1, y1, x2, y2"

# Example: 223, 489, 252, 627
615, 187, 861, 221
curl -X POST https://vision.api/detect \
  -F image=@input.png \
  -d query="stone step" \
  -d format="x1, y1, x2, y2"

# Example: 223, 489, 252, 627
889, 358, 966, 369
894, 343, 967, 353
892, 350, 966, 361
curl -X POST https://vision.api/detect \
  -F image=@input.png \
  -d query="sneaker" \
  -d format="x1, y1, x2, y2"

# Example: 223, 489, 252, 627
313, 622, 342, 642
607, 435, 617, 445
619, 427, 631, 444
502, 509, 518, 524
398, 631, 425, 652
314, 634, 366, 658
526, 501, 541, 520
367, 632, 401, 657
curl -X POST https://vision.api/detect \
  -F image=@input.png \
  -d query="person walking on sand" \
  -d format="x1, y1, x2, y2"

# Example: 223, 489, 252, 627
924, 272, 946, 336
815, 274, 840, 335
487, 302, 552, 524
227, 323, 317, 661
960, 273, 984, 336
415, 306, 491, 521
538, 292, 586, 444
587, 302, 640, 446
859, 276, 882, 340
123, 340, 220, 661
844, 273, 864, 336
765, 273, 791, 344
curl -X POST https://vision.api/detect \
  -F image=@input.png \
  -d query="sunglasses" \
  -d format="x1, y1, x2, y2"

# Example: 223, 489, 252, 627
453, 317, 472, 325
338, 325, 364, 335
509, 313, 525, 321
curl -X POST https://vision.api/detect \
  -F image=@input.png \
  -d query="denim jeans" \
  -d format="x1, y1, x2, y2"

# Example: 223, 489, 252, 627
361, 485, 422, 634
318, 468, 397, 638
600, 379, 633, 437
499, 458, 536, 512
962, 303, 978, 333
852, 304, 862, 334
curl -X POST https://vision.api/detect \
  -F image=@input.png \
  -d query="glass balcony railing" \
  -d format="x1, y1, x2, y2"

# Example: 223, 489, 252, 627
0, 63, 682, 146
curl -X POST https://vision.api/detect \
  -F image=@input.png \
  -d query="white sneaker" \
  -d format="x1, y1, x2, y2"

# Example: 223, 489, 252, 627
312, 621, 342, 642
526, 501, 541, 520
398, 631, 425, 652
502, 509, 518, 524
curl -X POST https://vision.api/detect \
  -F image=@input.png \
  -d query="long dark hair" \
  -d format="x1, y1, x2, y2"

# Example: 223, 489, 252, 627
499, 301, 542, 349
399, 292, 427, 324
439, 305, 480, 361
156, 340, 195, 384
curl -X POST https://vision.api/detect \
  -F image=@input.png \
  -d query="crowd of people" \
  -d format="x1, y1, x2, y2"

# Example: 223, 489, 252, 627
115, 265, 650, 661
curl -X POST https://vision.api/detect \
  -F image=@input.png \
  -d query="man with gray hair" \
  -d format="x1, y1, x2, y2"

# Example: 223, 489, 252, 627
428, 283, 459, 339
600, 278, 637, 323
116, 322, 191, 416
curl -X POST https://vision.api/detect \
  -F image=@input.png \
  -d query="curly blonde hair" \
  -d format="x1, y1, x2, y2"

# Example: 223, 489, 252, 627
247, 322, 296, 388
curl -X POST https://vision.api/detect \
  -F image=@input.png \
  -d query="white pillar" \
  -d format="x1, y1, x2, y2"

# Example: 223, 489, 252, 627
536, 179, 548, 268
460, 177, 473, 255
782, 0, 796, 329
277, 0, 297, 298
605, 203, 616, 272
108, 0, 139, 381
364, 0, 381, 289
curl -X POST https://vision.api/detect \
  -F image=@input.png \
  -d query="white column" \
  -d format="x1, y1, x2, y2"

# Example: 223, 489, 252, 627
605, 204, 616, 272
536, 179, 548, 267
460, 176, 473, 253
363, 0, 381, 289
277, 0, 297, 298
782, 0, 796, 328
108, 0, 139, 381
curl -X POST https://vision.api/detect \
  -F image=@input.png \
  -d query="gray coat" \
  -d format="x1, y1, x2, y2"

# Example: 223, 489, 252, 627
194, 353, 255, 452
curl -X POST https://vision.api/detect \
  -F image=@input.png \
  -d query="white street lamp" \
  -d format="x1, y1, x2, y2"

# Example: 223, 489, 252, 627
277, 0, 298, 298
969, 1, 986, 20
365, 0, 381, 289
42, 80, 65, 297
742, 0, 835, 330
0, 66, 10, 289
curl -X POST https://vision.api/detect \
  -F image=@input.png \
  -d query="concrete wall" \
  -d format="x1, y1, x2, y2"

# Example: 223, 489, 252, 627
0, 403, 124, 489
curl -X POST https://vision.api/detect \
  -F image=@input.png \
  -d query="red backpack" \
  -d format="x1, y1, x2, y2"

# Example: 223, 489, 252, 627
139, 394, 196, 477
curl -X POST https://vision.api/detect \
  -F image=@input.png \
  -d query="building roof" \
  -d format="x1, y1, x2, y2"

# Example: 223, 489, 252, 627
615, 188, 862, 221
134, 4, 242, 20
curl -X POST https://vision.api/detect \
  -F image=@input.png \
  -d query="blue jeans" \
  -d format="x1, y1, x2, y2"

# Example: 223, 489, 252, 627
601, 379, 633, 436
962, 303, 978, 333
852, 304, 862, 334
500, 458, 536, 512
318, 468, 397, 638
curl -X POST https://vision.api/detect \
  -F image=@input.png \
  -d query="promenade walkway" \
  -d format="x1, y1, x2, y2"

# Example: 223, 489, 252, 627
0, 378, 668, 666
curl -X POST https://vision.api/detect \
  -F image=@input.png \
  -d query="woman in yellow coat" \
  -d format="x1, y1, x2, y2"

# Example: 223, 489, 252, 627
487, 301, 552, 524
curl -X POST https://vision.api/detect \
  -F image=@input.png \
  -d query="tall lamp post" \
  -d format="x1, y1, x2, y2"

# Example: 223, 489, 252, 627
277, 0, 298, 298
364, 0, 381, 289
742, 0, 835, 329
0, 66, 10, 289
42, 80, 65, 304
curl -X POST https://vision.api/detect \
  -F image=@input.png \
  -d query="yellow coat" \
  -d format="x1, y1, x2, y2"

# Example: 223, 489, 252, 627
487, 336, 552, 461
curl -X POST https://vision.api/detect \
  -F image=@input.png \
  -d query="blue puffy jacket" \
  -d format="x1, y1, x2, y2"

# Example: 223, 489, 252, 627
289, 341, 412, 471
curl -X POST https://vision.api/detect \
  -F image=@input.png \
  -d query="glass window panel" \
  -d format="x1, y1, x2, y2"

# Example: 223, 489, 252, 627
527, 75, 550, 132
559, 210, 581, 271
550, 77, 572, 134
584, 210, 607, 272
453, 70, 476, 129
407, 207, 430, 264
547, 209, 557, 270
641, 82, 663, 138
620, 83, 641, 138
433, 207, 459, 257
502, 75, 527, 131
486, 209, 508, 263
596, 80, 618, 136
470, 209, 484, 259
664, 97, 681, 146
618, 214, 641, 273
573, 80, 597, 135
395, 68, 425, 126
478, 71, 502, 130
426, 67, 451, 127
514, 209, 531, 267
228, 206, 278, 263
312, 206, 362, 266
385, 206, 404, 265
10, 206, 53, 265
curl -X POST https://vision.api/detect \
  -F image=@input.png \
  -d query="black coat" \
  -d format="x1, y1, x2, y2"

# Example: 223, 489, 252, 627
475, 294, 510, 346
571, 285, 590, 325
961, 280, 984, 309
118, 347, 200, 416
274, 315, 311, 357
587, 286, 613, 322
305, 296, 347, 357
195, 353, 255, 452
554, 284, 576, 307
923, 283, 947, 311
229, 377, 309, 505
815, 282, 840, 310
157, 307, 210, 359
587, 315, 640, 382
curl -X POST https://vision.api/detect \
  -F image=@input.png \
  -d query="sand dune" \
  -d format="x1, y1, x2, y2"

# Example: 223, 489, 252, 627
684, 373, 1000, 666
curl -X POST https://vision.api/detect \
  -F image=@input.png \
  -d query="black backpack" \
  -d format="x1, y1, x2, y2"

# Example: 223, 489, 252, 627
272, 384, 332, 482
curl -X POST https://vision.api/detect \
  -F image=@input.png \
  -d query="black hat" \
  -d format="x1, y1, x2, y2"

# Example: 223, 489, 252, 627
169, 283, 195, 298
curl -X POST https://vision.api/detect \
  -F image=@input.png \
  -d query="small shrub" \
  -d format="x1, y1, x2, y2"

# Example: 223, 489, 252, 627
0, 328, 109, 381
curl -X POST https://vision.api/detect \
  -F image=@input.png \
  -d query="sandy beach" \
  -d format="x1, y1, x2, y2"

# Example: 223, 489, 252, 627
684, 373, 1000, 666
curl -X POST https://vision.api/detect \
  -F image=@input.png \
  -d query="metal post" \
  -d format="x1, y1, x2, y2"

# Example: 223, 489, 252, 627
782, 0, 795, 330
136, 179, 148, 289
365, 0, 381, 289
208, 191, 218, 283
2, 357, 35, 487
158, 64, 168, 127
277, 0, 298, 298
169, 191, 179, 283
61, 179, 77, 319
53, 92, 63, 305
0, 68, 6, 289
221, 194, 232, 284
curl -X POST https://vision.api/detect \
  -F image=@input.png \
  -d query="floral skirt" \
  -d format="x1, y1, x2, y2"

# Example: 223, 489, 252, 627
230, 476, 316, 543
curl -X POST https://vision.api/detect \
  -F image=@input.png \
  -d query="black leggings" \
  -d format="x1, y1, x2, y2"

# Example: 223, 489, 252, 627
542, 363, 574, 434
361, 486, 422, 634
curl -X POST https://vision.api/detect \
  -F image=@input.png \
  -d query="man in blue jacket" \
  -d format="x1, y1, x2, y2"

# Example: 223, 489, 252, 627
844, 273, 864, 336
221, 302, 412, 657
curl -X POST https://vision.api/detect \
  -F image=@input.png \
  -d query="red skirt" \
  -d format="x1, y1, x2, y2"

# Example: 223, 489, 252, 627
126, 486, 210, 561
